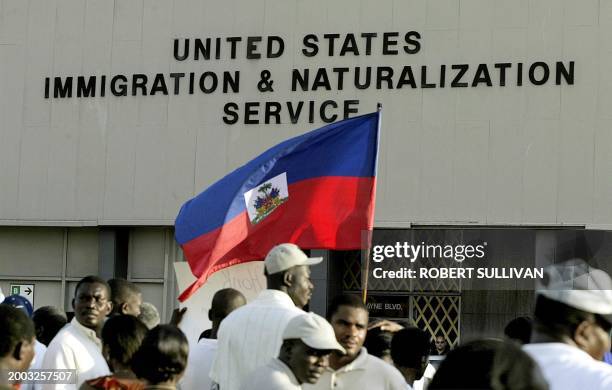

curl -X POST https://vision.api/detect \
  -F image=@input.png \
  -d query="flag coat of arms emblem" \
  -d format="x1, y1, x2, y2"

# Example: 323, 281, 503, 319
244, 172, 289, 224
175, 112, 380, 301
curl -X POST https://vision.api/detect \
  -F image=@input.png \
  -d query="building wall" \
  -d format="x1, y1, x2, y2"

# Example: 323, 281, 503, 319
1, 1, 610, 226
0, 226, 178, 321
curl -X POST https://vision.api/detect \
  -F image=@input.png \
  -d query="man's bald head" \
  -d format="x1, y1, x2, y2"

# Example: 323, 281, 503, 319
209, 288, 246, 323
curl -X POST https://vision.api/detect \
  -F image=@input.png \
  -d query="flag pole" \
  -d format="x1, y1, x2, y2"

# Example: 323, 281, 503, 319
362, 103, 382, 304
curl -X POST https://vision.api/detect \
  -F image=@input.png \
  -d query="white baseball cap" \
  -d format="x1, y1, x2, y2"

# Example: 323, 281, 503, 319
283, 312, 345, 354
537, 259, 612, 322
264, 243, 323, 275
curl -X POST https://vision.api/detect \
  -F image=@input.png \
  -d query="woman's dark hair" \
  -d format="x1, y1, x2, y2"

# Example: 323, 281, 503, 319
101, 315, 148, 368
429, 339, 548, 390
364, 327, 393, 359
0, 305, 35, 358
131, 325, 189, 384
504, 316, 532, 345
32, 306, 67, 346
391, 327, 430, 369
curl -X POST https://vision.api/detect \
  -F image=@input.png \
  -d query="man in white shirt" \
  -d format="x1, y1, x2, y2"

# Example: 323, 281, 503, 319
210, 243, 323, 390
42, 276, 113, 389
523, 259, 612, 390
181, 288, 246, 390
241, 312, 346, 390
304, 295, 407, 390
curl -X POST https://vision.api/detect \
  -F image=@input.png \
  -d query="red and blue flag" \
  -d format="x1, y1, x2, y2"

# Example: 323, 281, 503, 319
175, 112, 380, 301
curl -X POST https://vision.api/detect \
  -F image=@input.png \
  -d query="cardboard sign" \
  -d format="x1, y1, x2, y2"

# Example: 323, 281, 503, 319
173, 261, 266, 345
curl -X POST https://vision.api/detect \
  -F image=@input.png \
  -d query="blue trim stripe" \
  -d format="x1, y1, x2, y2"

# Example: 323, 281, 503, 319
175, 112, 379, 244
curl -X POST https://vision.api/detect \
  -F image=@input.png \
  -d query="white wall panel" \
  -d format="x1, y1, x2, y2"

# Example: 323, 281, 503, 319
83, 0, 114, 73
0, 0, 28, 44
327, 0, 359, 32
163, 124, 197, 221
103, 124, 137, 221
75, 101, 106, 220
46, 124, 78, 219
0, 227, 64, 276
419, 90, 456, 221
493, 0, 528, 29
564, 0, 598, 27
360, 0, 393, 31
202, 0, 235, 34
561, 26, 598, 121
527, 1, 563, 58
521, 119, 559, 223
487, 120, 524, 224
172, 0, 206, 37
593, 120, 612, 224
426, 0, 459, 30
113, 0, 143, 42
377, 116, 421, 222
66, 227, 99, 277
264, 0, 295, 35
392, 0, 426, 29
17, 125, 49, 219
0, 43, 24, 219
557, 119, 594, 223
24, 0, 56, 127
133, 125, 165, 220
491, 28, 527, 62
598, 53, 612, 119
233, 0, 265, 35
526, 86, 561, 121
459, 0, 493, 31
295, 0, 327, 34
452, 120, 488, 222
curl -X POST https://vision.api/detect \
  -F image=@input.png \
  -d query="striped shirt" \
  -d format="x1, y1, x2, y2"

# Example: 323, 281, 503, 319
210, 289, 303, 390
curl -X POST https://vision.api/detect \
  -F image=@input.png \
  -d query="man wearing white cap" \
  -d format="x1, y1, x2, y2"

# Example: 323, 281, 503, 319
240, 312, 345, 390
210, 243, 322, 390
523, 259, 612, 390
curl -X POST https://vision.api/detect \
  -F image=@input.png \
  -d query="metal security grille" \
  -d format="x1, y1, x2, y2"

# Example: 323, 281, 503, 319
411, 295, 461, 348
342, 250, 361, 291
339, 250, 461, 347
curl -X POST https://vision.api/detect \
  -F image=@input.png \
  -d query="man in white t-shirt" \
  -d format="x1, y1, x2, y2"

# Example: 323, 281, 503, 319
42, 276, 113, 389
304, 295, 407, 390
180, 288, 246, 390
210, 243, 323, 390
241, 312, 346, 390
523, 259, 612, 390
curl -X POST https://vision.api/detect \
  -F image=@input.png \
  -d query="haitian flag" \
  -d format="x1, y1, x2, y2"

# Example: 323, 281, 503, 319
175, 111, 380, 301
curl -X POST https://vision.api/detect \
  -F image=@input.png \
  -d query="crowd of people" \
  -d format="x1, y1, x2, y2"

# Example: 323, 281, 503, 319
1, 244, 612, 389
